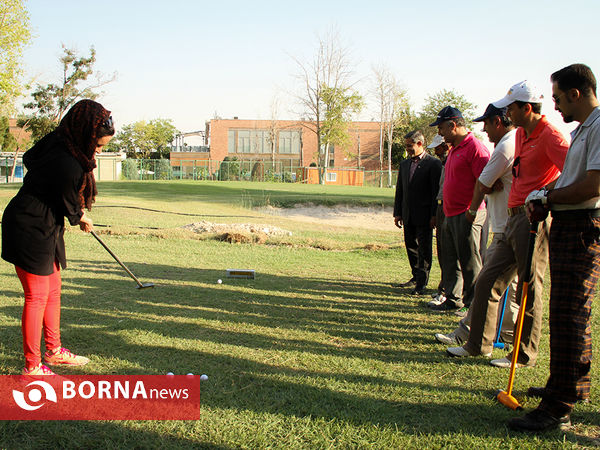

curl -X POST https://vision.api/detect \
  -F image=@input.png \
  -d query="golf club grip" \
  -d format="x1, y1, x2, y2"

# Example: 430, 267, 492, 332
90, 231, 143, 286
523, 222, 539, 281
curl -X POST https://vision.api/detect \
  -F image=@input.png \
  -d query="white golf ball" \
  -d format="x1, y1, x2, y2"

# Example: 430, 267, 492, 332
166, 372, 174, 376
217, 279, 222, 284
200, 374, 208, 381
186, 373, 193, 376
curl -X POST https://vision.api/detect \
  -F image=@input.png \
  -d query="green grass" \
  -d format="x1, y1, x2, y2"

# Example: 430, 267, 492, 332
0, 180, 598, 449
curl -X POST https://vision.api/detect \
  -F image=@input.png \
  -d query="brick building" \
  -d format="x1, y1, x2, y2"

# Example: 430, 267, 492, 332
175, 118, 383, 170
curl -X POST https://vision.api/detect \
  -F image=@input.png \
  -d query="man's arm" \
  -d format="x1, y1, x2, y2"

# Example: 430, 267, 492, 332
465, 180, 493, 223
393, 165, 404, 228
548, 170, 600, 205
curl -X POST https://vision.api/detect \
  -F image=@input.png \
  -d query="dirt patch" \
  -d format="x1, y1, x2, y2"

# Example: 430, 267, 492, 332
182, 221, 292, 236
260, 204, 396, 231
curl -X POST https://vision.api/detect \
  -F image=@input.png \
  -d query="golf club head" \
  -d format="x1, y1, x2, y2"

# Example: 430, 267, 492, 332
137, 283, 155, 289
493, 342, 506, 349
496, 390, 522, 410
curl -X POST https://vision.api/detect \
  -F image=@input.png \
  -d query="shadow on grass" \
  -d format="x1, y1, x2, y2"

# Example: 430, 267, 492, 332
0, 258, 597, 448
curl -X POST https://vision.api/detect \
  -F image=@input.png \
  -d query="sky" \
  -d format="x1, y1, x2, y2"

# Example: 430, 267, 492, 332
19, 0, 600, 145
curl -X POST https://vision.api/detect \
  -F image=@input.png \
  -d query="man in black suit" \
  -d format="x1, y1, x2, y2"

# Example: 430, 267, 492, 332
394, 130, 443, 295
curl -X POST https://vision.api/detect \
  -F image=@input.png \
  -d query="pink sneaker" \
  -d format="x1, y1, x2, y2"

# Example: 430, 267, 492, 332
22, 363, 56, 376
44, 347, 90, 366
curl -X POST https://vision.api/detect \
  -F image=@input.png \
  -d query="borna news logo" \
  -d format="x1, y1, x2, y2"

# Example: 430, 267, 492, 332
1, 375, 201, 420
13, 380, 58, 411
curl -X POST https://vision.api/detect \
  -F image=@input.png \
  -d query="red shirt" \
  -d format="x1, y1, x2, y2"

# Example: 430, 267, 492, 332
443, 132, 490, 217
508, 116, 569, 207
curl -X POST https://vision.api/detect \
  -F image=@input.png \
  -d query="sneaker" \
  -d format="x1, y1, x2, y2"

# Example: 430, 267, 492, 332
430, 299, 462, 312
434, 330, 463, 345
447, 346, 492, 357
44, 347, 90, 366
22, 363, 55, 377
489, 357, 533, 368
428, 294, 446, 307
454, 306, 468, 318
508, 408, 571, 432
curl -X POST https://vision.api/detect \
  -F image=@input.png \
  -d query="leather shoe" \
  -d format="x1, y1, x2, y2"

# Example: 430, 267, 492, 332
398, 278, 416, 288
508, 408, 571, 432
411, 287, 426, 295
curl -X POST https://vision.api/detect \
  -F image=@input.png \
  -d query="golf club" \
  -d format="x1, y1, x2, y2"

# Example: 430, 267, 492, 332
496, 221, 539, 410
493, 288, 510, 350
90, 230, 154, 289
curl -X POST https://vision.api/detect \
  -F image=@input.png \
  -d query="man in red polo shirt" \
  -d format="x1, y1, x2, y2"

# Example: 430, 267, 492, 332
429, 107, 490, 311
447, 80, 569, 368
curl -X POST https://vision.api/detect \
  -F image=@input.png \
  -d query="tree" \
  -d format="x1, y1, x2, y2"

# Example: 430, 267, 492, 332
291, 27, 356, 184
417, 89, 477, 144
0, 117, 17, 151
267, 95, 280, 170
109, 119, 178, 159
19, 45, 116, 143
372, 65, 411, 186
320, 84, 363, 178
0, 0, 32, 115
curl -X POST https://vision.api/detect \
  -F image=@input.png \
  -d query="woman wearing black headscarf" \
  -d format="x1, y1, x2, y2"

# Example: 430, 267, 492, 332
1, 99, 115, 376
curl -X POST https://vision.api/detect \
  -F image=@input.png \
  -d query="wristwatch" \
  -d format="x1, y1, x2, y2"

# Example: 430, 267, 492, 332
468, 208, 477, 215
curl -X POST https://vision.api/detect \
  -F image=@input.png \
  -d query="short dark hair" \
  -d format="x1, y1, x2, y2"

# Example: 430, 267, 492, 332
404, 130, 425, 144
551, 64, 597, 98
498, 114, 513, 128
451, 117, 466, 128
515, 101, 542, 114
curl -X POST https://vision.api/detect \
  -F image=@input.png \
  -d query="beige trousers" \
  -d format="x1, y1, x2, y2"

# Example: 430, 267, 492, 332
463, 212, 550, 364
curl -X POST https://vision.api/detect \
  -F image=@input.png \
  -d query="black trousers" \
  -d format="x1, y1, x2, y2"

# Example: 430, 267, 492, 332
404, 222, 433, 289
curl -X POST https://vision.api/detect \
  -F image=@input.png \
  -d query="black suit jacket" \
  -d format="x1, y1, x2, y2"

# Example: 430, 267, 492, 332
393, 153, 442, 227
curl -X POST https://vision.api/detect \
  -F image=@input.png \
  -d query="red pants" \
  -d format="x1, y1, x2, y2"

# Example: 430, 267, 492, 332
16, 261, 62, 369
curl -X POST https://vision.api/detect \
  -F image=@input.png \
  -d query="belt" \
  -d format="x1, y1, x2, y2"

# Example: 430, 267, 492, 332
551, 209, 600, 219
507, 205, 526, 217
437, 199, 443, 205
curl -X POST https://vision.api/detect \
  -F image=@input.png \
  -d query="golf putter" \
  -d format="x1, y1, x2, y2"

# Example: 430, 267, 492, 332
493, 288, 510, 349
496, 221, 539, 410
90, 231, 154, 289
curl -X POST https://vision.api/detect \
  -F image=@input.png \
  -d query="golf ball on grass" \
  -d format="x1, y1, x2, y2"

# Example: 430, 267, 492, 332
200, 374, 208, 381
166, 372, 174, 377
217, 279, 222, 284
186, 373, 193, 377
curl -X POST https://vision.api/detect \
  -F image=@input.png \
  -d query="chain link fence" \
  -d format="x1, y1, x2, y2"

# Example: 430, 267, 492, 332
1, 156, 398, 188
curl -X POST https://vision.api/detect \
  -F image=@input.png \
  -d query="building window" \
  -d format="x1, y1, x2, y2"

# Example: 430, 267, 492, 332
278, 130, 300, 154
326, 172, 337, 182
228, 129, 271, 154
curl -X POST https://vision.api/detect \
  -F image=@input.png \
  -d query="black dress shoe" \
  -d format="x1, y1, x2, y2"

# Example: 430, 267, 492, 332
398, 278, 416, 288
411, 287, 426, 296
508, 408, 571, 432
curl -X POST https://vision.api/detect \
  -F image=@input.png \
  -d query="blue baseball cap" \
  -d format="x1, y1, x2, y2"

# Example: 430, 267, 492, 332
473, 103, 508, 122
429, 106, 463, 126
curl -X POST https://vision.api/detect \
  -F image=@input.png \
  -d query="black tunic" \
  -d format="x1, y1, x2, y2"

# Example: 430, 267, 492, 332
1, 132, 84, 275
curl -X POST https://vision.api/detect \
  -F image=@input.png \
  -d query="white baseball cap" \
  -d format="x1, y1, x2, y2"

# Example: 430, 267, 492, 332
492, 80, 544, 108
427, 134, 445, 149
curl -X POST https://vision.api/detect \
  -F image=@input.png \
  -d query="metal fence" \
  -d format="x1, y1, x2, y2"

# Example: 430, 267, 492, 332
1, 156, 398, 188
0, 155, 25, 183
122, 159, 398, 187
